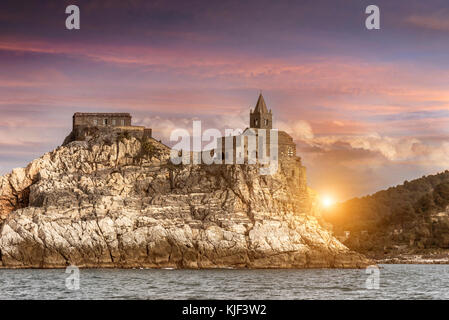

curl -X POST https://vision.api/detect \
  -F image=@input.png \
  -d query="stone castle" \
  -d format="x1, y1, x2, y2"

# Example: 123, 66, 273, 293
73, 112, 133, 128
220, 94, 305, 187
65, 112, 153, 144
67, 95, 305, 187
221, 94, 297, 159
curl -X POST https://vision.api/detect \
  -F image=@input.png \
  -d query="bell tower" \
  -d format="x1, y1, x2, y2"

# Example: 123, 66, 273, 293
250, 93, 272, 129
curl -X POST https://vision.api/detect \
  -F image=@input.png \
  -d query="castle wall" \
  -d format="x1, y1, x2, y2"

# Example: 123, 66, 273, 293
73, 113, 132, 129
278, 131, 296, 158
220, 129, 296, 162
144, 128, 153, 139
216, 127, 304, 189
66, 113, 152, 145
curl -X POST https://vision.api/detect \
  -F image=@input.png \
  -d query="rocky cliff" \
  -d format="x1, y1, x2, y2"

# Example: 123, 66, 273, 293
0, 130, 370, 268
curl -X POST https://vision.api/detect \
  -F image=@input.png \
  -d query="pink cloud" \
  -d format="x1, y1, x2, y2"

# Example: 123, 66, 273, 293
2, 35, 449, 196
406, 15, 449, 31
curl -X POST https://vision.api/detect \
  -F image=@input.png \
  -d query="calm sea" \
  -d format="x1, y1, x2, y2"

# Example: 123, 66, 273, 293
0, 264, 448, 300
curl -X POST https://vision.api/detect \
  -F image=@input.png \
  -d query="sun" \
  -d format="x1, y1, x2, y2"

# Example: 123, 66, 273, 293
321, 195, 335, 208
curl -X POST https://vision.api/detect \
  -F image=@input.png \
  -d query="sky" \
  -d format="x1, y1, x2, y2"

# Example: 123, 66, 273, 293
1, 0, 449, 200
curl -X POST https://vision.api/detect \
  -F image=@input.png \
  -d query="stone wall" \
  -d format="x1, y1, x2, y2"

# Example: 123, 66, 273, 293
73, 113, 132, 129
67, 113, 152, 145
217, 128, 304, 192
220, 129, 297, 163
278, 131, 296, 158
250, 110, 272, 129
63, 125, 152, 146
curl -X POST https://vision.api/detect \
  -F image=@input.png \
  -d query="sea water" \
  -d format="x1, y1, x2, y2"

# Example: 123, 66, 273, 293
0, 264, 448, 300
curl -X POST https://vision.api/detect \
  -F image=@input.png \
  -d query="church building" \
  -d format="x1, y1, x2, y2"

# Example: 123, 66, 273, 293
219, 94, 305, 184
220, 93, 298, 162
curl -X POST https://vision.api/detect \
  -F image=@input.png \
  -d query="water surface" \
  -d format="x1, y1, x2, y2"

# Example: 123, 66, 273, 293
0, 265, 448, 299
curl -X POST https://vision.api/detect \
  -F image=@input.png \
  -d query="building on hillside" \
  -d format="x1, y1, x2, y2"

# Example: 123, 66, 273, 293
73, 113, 132, 128
218, 94, 306, 184
67, 112, 152, 143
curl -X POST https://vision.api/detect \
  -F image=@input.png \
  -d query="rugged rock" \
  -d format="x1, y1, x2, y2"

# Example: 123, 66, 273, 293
0, 130, 371, 268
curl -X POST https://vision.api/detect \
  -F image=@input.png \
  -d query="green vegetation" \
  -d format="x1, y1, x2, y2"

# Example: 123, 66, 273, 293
103, 137, 113, 146
141, 138, 157, 157
137, 137, 161, 162
325, 170, 449, 234
117, 130, 130, 143
433, 182, 449, 209
322, 171, 449, 253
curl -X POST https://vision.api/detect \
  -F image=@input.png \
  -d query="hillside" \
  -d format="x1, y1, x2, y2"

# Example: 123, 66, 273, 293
324, 171, 449, 261
0, 128, 370, 268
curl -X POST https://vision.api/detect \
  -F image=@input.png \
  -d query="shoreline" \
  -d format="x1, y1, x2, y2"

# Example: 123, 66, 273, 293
1, 263, 449, 270
0, 264, 372, 270
376, 259, 449, 265
374, 253, 449, 265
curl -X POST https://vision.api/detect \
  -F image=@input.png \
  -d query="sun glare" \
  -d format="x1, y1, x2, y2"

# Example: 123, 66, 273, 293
321, 195, 335, 208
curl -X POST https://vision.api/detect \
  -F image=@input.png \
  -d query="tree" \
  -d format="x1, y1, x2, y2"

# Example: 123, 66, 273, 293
433, 182, 449, 209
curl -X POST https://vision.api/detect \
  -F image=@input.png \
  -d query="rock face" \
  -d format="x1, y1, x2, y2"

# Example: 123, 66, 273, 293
0, 130, 370, 268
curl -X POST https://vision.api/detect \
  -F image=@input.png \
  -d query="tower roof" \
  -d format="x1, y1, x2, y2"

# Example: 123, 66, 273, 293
253, 93, 269, 114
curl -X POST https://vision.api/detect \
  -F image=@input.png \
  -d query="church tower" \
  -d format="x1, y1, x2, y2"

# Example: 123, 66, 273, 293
250, 93, 272, 129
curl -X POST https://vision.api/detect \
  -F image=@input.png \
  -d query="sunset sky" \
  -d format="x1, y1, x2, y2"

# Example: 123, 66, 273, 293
1, 0, 449, 200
